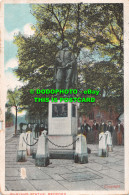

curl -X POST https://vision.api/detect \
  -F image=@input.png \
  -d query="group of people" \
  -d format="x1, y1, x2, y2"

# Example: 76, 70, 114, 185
80, 119, 124, 145
20, 123, 48, 138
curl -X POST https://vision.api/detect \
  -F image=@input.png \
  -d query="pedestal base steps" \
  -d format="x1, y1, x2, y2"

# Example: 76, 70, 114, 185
32, 150, 74, 159
33, 148, 91, 160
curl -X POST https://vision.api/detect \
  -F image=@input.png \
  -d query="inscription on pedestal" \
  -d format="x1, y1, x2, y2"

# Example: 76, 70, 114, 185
52, 104, 68, 117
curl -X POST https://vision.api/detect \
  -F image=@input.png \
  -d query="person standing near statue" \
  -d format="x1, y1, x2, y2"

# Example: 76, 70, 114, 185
100, 120, 107, 133
55, 40, 77, 89
92, 120, 99, 143
115, 120, 124, 145
81, 120, 91, 138
35, 123, 40, 138
107, 121, 114, 137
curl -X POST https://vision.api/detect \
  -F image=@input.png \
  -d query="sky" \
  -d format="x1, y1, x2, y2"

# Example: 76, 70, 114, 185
4, 4, 36, 115
4, 4, 36, 91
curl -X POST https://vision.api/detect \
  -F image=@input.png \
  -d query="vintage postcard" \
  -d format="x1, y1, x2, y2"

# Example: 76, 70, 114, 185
0, 0, 129, 194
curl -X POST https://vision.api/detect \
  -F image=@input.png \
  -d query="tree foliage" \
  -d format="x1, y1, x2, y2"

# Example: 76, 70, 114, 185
6, 88, 22, 134
5, 109, 14, 124
13, 3, 123, 116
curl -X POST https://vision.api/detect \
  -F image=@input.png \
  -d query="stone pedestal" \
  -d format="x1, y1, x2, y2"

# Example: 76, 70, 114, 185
74, 134, 88, 164
98, 132, 108, 157
35, 132, 50, 167
17, 133, 27, 162
48, 101, 78, 150
26, 131, 34, 155
105, 131, 113, 152
17, 150, 27, 162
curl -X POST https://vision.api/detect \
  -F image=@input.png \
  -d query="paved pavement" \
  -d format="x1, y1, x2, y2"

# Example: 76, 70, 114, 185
5, 126, 15, 141
5, 135, 124, 192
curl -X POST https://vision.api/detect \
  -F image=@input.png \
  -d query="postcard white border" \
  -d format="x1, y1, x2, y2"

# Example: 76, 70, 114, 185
0, 0, 129, 194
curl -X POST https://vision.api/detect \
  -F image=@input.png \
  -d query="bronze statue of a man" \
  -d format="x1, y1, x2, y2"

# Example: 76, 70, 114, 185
55, 40, 77, 89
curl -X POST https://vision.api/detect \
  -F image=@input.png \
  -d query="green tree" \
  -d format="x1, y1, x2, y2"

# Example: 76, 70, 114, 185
6, 88, 22, 135
13, 3, 123, 116
5, 108, 14, 126
77, 3, 123, 114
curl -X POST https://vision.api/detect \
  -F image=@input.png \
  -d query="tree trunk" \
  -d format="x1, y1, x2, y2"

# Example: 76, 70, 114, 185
15, 106, 17, 135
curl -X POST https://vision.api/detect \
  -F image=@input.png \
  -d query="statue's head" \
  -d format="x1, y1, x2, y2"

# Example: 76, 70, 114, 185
62, 40, 69, 48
